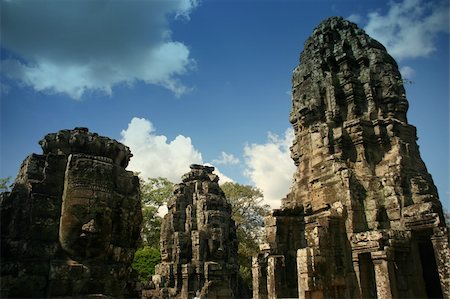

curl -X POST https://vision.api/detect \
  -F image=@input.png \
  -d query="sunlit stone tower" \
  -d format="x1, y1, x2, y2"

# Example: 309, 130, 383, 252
253, 17, 449, 299
152, 164, 241, 299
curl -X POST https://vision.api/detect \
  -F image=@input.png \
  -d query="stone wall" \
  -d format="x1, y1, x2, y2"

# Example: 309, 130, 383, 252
253, 17, 450, 299
1, 128, 142, 298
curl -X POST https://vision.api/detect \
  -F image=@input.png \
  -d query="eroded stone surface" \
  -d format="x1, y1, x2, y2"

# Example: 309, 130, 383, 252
253, 17, 449, 299
1, 128, 142, 298
147, 164, 242, 299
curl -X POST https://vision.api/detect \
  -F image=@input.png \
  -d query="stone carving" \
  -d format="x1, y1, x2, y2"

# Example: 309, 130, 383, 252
1, 128, 142, 298
146, 164, 242, 299
253, 17, 450, 299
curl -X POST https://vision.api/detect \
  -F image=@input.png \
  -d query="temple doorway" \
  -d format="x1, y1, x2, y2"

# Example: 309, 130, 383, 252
358, 252, 377, 298
417, 238, 443, 298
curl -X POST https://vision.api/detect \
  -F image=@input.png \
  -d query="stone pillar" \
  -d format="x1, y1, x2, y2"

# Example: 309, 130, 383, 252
181, 264, 190, 299
252, 256, 268, 299
297, 248, 312, 299
267, 255, 284, 299
431, 227, 450, 298
352, 252, 362, 298
371, 250, 397, 299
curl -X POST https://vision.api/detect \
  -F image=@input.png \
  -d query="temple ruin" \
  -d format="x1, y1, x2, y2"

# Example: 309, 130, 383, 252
1, 128, 142, 298
253, 17, 449, 299
1, 16, 449, 299
147, 164, 243, 299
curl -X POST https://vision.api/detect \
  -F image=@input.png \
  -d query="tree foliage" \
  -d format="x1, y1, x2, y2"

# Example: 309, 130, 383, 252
133, 177, 173, 283
139, 177, 174, 248
221, 182, 271, 288
132, 246, 161, 283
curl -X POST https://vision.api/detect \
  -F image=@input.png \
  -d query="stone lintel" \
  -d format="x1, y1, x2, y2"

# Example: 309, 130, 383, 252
404, 212, 440, 230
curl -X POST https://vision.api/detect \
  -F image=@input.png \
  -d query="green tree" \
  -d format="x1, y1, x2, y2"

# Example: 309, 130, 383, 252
221, 182, 271, 288
139, 177, 174, 248
132, 177, 174, 282
132, 246, 161, 283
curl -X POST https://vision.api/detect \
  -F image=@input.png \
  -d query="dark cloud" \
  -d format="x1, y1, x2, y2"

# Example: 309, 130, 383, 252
1, 0, 198, 99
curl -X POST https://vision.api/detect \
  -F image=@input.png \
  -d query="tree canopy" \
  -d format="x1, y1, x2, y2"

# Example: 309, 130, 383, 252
139, 176, 173, 248
221, 182, 271, 288
132, 177, 173, 282
132, 246, 161, 283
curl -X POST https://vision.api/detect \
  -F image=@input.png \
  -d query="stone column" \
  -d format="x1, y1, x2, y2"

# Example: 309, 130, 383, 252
371, 250, 397, 299
352, 252, 362, 298
431, 227, 450, 298
180, 264, 190, 299
297, 248, 312, 299
267, 255, 285, 299
252, 256, 268, 299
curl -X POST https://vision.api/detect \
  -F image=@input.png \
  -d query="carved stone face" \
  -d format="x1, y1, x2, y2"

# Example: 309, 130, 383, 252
160, 240, 171, 262
59, 155, 114, 260
206, 211, 229, 261
292, 79, 324, 127
159, 211, 175, 262
208, 228, 225, 260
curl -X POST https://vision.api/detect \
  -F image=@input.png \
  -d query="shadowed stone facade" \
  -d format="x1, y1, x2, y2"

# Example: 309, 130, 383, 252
253, 17, 449, 299
1, 128, 142, 298
148, 164, 241, 299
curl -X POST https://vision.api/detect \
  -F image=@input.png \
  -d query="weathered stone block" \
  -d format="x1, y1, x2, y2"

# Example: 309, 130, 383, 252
1, 128, 142, 298
254, 16, 449, 299
152, 164, 245, 298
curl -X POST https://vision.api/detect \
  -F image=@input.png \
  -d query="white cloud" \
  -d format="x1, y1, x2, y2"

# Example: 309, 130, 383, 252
120, 117, 234, 186
1, 0, 198, 99
400, 66, 416, 79
212, 152, 240, 165
364, 0, 449, 60
244, 128, 296, 209
347, 13, 362, 24
204, 163, 234, 184
120, 117, 203, 183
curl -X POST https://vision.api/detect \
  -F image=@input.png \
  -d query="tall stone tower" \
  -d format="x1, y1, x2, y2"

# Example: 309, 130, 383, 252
151, 164, 241, 299
1, 128, 142, 298
253, 17, 449, 299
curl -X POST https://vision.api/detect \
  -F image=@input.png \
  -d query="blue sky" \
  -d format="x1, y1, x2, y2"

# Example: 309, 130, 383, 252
1, 0, 449, 210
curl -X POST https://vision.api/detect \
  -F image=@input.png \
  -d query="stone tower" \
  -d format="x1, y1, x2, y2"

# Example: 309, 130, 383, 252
253, 17, 449, 299
151, 164, 240, 299
1, 128, 142, 298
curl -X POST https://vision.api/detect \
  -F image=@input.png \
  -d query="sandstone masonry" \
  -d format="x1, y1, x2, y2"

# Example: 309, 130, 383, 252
253, 17, 450, 299
148, 164, 241, 299
1, 128, 142, 298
